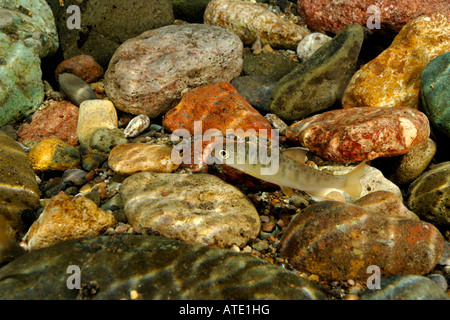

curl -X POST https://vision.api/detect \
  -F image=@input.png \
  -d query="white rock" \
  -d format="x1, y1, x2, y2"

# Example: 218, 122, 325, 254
297, 32, 332, 61
123, 114, 150, 138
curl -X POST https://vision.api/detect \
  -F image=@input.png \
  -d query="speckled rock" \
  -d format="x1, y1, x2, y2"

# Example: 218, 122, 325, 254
354, 191, 418, 220
104, 24, 243, 118
163, 83, 274, 137
342, 14, 450, 109
420, 52, 450, 138
242, 51, 299, 81
27, 138, 81, 172
108, 144, 180, 174
297, 0, 450, 35
279, 200, 445, 281
17, 101, 79, 146
120, 172, 260, 248
296, 32, 332, 61
270, 24, 364, 121
286, 107, 430, 162
77, 100, 118, 146
204, 0, 309, 49
89, 128, 128, 153
55, 55, 104, 83
0, 131, 40, 234
407, 162, 450, 228
360, 275, 448, 300
47, 0, 174, 68
23, 193, 116, 251
231, 76, 277, 113
0, 235, 326, 300
123, 115, 150, 138
388, 138, 437, 185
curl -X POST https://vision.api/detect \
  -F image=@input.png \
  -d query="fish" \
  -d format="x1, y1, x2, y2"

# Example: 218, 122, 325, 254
205, 136, 366, 200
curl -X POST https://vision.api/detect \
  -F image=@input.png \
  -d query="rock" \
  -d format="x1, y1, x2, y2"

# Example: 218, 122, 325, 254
342, 14, 450, 109
420, 52, 450, 138
104, 24, 243, 118
407, 162, 450, 228
46, 0, 174, 68
163, 83, 274, 138
270, 24, 364, 121
0, 131, 40, 234
120, 172, 260, 248
77, 100, 118, 146
27, 138, 81, 172
360, 275, 448, 300
204, 0, 309, 49
279, 200, 445, 281
78, 145, 109, 172
0, 235, 326, 300
23, 193, 116, 250
286, 107, 430, 162
123, 115, 150, 138
231, 76, 277, 113
0, 214, 26, 267
388, 138, 437, 185
58, 73, 98, 107
61, 169, 88, 187
242, 51, 299, 81
297, 0, 450, 35
89, 128, 128, 153
108, 144, 180, 174
55, 55, 104, 83
265, 113, 288, 136
0, 8, 14, 29
17, 101, 79, 146
353, 191, 417, 219
296, 32, 332, 61
428, 274, 448, 292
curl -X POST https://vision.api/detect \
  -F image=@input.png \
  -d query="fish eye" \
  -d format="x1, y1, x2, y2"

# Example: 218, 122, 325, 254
219, 149, 229, 159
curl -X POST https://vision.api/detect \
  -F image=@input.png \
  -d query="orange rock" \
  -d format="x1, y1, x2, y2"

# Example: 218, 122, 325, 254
27, 138, 81, 172
163, 83, 274, 138
342, 13, 450, 109
55, 55, 104, 83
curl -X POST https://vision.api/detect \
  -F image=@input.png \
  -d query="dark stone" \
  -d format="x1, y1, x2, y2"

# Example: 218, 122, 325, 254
231, 75, 277, 114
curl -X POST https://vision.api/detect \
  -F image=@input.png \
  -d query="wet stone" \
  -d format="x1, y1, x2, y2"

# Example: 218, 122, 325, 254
242, 51, 299, 81
27, 139, 81, 172
230, 76, 277, 114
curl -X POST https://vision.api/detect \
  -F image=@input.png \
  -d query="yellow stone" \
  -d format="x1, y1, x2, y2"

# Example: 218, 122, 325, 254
27, 138, 80, 172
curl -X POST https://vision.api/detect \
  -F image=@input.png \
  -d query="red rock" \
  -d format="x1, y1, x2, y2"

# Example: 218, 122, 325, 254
286, 107, 430, 162
55, 55, 104, 83
18, 101, 79, 146
279, 199, 444, 281
163, 83, 274, 138
297, 0, 450, 35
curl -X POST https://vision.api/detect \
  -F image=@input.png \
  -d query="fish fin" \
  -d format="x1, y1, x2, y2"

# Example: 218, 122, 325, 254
281, 147, 309, 164
343, 161, 366, 198
280, 186, 295, 197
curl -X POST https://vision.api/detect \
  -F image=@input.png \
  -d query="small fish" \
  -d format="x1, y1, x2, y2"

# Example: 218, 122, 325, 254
206, 137, 366, 200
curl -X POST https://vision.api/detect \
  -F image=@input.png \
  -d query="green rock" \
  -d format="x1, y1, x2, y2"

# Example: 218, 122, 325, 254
0, 235, 327, 300
270, 24, 364, 121
360, 275, 448, 300
407, 162, 450, 228
78, 145, 108, 172
89, 127, 128, 153
243, 51, 299, 81
420, 52, 450, 138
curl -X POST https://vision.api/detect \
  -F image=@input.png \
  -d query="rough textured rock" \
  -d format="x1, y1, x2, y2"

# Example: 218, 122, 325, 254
171, 0, 212, 22
0, 131, 40, 235
0, 235, 327, 300
286, 107, 430, 162
163, 83, 274, 138
89, 128, 128, 153
407, 162, 450, 228
204, 0, 309, 49
296, 32, 332, 61
270, 24, 364, 121
46, 0, 174, 68
360, 275, 449, 300
123, 115, 150, 138
27, 138, 81, 172
297, 0, 450, 35
23, 193, 116, 250
77, 100, 118, 146
420, 52, 450, 138
242, 51, 299, 81
17, 101, 79, 146
104, 24, 243, 118
120, 172, 260, 248
108, 144, 180, 174
342, 14, 450, 109
55, 55, 104, 83
279, 200, 445, 281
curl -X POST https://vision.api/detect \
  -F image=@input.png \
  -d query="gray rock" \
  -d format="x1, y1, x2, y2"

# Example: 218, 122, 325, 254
89, 127, 128, 153
58, 73, 97, 106
46, 0, 174, 68
270, 24, 364, 121
231, 76, 277, 113
0, 235, 327, 300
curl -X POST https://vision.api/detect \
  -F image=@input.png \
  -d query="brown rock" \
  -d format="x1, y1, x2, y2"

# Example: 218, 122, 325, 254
55, 55, 104, 83
286, 107, 430, 161
18, 101, 79, 146
279, 200, 444, 281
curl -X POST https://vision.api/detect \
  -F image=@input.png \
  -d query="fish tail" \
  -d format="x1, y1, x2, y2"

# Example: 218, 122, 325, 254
343, 161, 366, 198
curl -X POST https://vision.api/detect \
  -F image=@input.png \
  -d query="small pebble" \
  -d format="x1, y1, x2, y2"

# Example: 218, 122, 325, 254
123, 115, 150, 138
